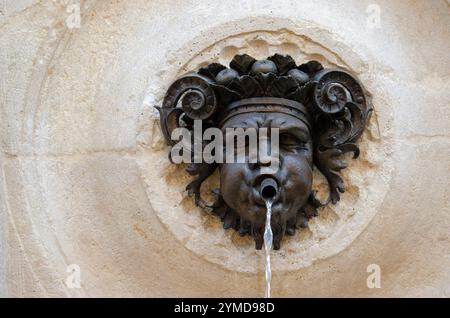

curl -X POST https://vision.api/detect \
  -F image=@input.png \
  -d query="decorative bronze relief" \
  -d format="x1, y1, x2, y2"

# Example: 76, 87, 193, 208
156, 54, 372, 250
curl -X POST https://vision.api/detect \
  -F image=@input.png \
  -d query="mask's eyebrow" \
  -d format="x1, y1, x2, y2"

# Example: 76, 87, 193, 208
279, 125, 311, 143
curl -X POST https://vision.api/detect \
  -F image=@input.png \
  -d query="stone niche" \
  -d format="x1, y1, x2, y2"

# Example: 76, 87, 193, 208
0, 0, 449, 297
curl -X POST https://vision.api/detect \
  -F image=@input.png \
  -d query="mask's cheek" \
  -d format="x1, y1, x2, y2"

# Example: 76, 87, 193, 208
281, 155, 313, 207
219, 163, 251, 211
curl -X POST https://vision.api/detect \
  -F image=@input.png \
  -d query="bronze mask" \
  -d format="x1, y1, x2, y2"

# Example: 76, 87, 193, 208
157, 54, 372, 249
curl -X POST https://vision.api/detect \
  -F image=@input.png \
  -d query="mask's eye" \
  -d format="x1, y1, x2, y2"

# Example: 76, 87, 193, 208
280, 133, 307, 150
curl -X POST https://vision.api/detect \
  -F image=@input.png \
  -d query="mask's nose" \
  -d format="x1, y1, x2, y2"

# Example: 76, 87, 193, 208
248, 160, 272, 170
259, 177, 278, 201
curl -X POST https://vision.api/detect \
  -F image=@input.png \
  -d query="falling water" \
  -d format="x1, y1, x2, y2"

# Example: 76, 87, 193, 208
263, 200, 273, 298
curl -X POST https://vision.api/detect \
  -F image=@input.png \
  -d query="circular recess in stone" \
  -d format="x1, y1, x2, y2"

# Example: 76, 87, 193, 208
141, 29, 394, 273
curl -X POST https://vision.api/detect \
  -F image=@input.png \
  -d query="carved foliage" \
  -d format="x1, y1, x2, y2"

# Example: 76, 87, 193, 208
310, 69, 373, 204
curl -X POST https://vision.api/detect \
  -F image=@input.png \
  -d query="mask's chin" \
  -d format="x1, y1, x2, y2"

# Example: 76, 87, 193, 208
235, 197, 293, 225
221, 192, 299, 250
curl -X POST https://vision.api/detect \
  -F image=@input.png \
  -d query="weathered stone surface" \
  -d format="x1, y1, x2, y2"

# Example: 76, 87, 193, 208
0, 0, 449, 297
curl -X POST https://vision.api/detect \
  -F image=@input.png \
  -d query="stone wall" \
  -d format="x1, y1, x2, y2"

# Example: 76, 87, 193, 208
0, 0, 449, 297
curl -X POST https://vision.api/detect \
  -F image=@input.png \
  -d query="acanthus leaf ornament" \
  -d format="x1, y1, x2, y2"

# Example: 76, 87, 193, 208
310, 69, 372, 204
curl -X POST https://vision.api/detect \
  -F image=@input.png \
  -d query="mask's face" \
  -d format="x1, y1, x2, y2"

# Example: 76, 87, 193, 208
219, 112, 313, 247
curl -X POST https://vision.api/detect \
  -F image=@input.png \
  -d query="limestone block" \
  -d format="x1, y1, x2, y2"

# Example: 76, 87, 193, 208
0, 0, 449, 297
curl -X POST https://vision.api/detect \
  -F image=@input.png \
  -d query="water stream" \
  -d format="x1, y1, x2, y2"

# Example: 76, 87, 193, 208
263, 200, 273, 298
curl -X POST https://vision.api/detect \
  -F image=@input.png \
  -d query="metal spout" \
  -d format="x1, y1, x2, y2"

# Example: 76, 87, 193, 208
260, 178, 278, 200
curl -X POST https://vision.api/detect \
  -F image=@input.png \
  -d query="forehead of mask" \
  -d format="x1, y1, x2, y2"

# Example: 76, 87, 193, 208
220, 112, 311, 143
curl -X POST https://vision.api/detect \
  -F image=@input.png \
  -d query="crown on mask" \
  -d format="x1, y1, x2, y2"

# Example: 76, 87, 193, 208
157, 54, 370, 146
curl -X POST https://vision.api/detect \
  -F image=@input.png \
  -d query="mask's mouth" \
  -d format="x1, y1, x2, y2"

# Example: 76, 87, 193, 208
260, 178, 279, 201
